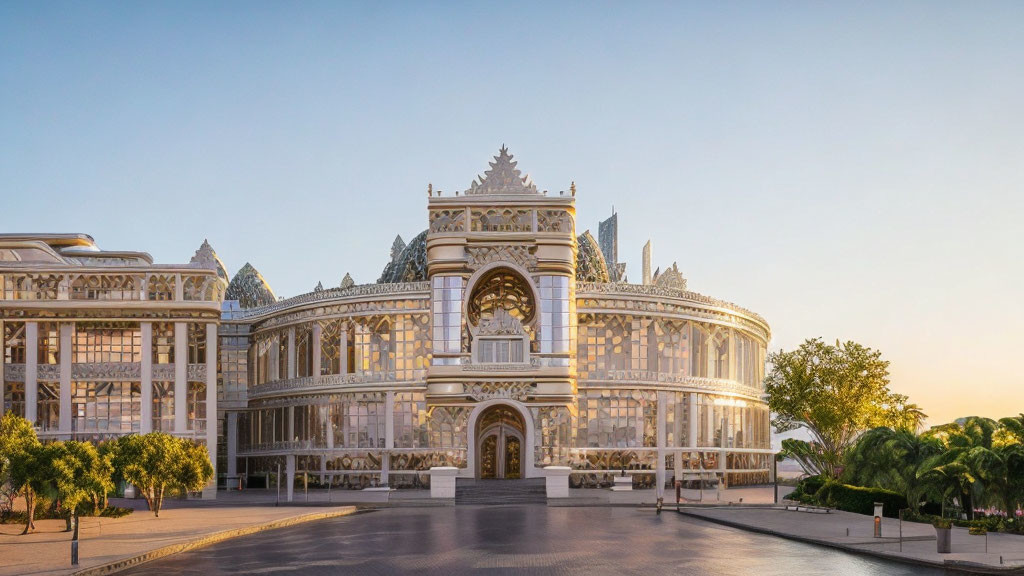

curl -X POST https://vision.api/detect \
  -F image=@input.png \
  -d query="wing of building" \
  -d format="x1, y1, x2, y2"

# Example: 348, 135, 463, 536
1, 148, 772, 496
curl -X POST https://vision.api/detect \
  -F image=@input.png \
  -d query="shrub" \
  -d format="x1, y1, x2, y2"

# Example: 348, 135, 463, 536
969, 526, 987, 535
98, 506, 133, 518
934, 518, 953, 529
815, 482, 908, 518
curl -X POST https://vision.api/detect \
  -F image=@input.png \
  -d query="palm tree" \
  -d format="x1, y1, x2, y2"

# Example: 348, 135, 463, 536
844, 427, 942, 512
923, 417, 1000, 519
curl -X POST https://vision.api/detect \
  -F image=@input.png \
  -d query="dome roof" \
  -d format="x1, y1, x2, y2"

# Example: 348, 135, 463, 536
225, 262, 277, 308
576, 231, 611, 283
189, 239, 229, 284
377, 230, 428, 283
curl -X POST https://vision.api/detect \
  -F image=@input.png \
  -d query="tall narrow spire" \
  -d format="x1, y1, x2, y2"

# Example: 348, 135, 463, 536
642, 240, 653, 286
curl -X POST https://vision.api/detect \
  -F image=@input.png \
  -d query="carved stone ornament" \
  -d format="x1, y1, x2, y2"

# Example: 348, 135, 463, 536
72, 362, 141, 381
4, 363, 25, 382
465, 146, 539, 195
226, 262, 277, 309
465, 381, 533, 401
465, 245, 537, 270
476, 308, 526, 337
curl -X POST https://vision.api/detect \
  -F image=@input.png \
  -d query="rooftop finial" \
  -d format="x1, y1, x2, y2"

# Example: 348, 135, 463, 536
570, 181, 576, 197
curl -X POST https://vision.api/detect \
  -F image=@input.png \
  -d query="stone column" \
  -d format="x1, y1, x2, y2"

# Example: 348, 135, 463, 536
174, 322, 187, 433
287, 405, 295, 443
287, 327, 296, 379
204, 322, 218, 499
339, 325, 348, 374
312, 323, 322, 378
140, 322, 153, 433
59, 323, 73, 435
25, 322, 38, 425
656, 391, 667, 497
382, 391, 394, 486
0, 319, 4, 417
353, 324, 366, 374
226, 412, 238, 478
269, 334, 279, 381
687, 392, 698, 448
285, 454, 295, 502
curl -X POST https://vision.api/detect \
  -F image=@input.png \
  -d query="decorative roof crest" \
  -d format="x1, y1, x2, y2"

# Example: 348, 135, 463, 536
466, 146, 539, 195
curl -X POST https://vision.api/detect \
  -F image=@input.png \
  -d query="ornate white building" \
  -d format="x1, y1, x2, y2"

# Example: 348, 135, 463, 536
1, 148, 772, 495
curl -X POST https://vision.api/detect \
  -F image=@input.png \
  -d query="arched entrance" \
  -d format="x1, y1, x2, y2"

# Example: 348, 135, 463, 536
475, 404, 526, 479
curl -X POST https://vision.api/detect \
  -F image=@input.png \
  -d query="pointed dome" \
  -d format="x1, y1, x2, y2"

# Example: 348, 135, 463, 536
225, 263, 277, 308
576, 231, 611, 283
465, 146, 539, 195
377, 230, 428, 283
189, 239, 229, 284
340, 272, 355, 289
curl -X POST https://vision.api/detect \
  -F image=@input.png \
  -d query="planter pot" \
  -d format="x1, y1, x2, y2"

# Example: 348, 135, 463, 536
935, 527, 952, 553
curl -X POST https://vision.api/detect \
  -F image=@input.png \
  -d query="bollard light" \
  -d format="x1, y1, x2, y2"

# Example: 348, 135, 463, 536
873, 502, 883, 538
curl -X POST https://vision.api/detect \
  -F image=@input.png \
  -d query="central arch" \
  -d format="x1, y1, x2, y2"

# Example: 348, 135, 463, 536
475, 404, 525, 479
465, 399, 537, 479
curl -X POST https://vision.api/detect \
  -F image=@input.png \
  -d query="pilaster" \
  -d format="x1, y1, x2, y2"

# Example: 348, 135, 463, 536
59, 323, 72, 434
174, 322, 187, 433
140, 322, 153, 433
688, 392, 698, 448
287, 327, 296, 379
311, 323, 322, 378
25, 322, 38, 425
204, 322, 218, 499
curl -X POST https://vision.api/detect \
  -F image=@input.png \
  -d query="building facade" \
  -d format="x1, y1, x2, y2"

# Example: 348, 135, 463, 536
2, 148, 772, 494
0, 234, 223, 494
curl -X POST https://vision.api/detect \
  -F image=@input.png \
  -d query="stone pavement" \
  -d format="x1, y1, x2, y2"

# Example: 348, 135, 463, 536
0, 501, 356, 576
680, 506, 1024, 574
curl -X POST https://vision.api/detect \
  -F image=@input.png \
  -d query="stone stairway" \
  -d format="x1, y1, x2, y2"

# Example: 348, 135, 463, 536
455, 478, 547, 505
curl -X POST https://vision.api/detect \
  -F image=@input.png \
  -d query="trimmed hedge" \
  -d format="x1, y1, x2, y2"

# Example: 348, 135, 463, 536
815, 482, 907, 518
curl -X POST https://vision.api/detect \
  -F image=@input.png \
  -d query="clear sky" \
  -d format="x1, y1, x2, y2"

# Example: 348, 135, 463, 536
2, 2, 1022, 427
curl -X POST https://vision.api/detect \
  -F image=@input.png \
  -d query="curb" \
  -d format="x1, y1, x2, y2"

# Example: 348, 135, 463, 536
676, 508, 1024, 575
71, 507, 358, 576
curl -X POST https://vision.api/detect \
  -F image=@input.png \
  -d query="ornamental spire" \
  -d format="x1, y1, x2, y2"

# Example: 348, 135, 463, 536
465, 146, 539, 195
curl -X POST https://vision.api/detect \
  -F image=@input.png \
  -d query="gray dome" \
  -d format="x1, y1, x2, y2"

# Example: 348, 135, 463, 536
377, 230, 428, 283
576, 231, 611, 283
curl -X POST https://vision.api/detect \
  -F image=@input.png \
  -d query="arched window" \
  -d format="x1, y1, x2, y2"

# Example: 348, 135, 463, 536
466, 269, 535, 327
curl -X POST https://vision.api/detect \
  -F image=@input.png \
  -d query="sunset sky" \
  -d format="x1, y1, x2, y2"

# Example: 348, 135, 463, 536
2, 2, 1022, 426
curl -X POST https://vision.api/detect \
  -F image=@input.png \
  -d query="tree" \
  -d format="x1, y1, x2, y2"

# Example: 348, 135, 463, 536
0, 414, 42, 534
47, 441, 114, 524
110, 433, 214, 517
766, 338, 911, 478
842, 426, 943, 512
922, 417, 1000, 519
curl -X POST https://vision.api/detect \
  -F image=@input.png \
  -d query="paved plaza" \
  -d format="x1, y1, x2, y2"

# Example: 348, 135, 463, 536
118, 506, 943, 576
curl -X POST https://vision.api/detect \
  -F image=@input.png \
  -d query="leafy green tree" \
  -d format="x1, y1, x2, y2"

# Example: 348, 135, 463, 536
842, 426, 942, 512
110, 433, 213, 517
47, 441, 114, 523
766, 338, 912, 478
0, 413, 42, 534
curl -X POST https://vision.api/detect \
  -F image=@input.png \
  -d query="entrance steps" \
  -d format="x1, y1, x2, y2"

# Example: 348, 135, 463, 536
455, 478, 547, 505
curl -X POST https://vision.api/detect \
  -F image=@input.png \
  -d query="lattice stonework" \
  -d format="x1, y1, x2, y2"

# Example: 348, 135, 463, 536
429, 209, 466, 233
470, 209, 532, 233
147, 274, 176, 301
537, 209, 573, 234
70, 274, 141, 301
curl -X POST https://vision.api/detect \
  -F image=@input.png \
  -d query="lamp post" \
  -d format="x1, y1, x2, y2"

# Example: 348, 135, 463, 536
70, 513, 79, 565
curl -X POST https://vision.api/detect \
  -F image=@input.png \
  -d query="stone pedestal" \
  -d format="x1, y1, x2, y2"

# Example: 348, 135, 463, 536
544, 466, 571, 498
611, 474, 633, 491
430, 467, 458, 499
